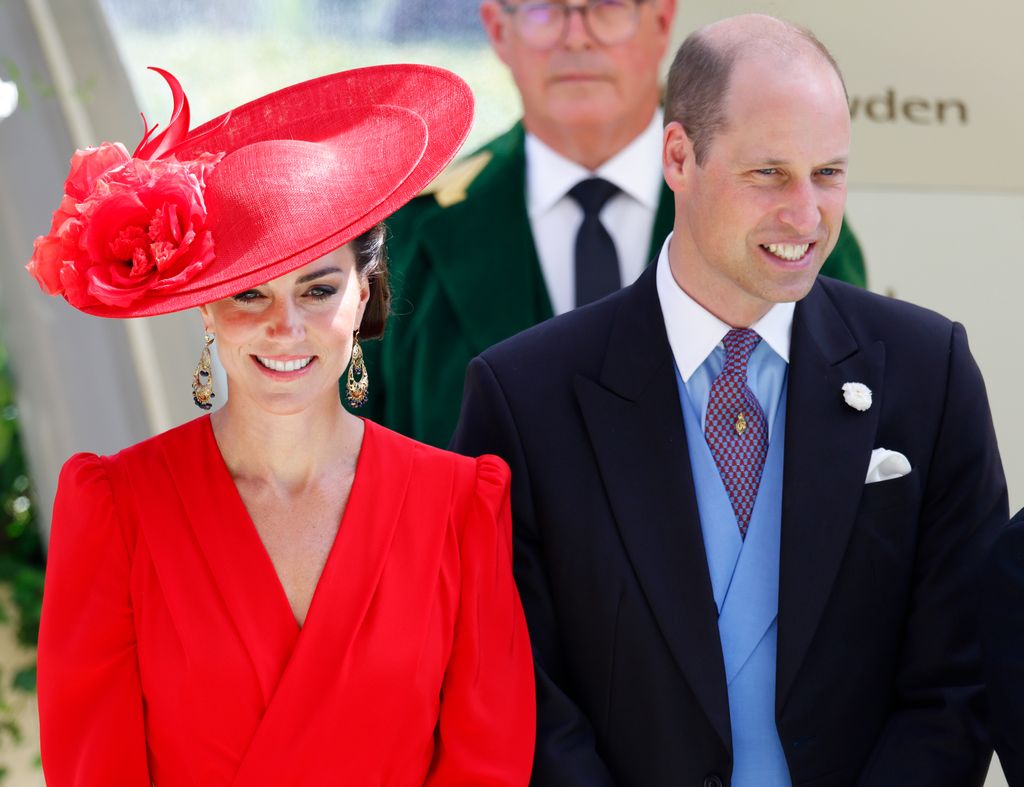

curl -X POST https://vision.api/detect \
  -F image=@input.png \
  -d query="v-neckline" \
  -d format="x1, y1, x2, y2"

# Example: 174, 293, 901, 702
202, 414, 370, 634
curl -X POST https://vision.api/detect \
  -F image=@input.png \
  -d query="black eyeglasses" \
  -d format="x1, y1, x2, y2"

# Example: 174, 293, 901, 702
498, 0, 650, 49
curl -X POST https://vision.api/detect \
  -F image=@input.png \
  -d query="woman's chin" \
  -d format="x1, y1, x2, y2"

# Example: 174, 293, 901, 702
225, 381, 347, 418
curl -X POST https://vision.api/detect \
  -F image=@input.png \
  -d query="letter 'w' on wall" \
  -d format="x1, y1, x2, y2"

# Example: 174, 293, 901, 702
671, 0, 1024, 192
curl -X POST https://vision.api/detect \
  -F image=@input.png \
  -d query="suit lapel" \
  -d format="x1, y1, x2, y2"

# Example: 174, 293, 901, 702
574, 266, 731, 751
420, 124, 552, 354
776, 282, 884, 708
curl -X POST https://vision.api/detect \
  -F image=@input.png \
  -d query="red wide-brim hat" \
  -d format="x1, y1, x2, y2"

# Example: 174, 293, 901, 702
26, 65, 474, 318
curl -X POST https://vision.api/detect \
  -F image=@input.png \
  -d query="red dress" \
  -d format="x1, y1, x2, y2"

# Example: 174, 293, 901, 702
37, 417, 535, 786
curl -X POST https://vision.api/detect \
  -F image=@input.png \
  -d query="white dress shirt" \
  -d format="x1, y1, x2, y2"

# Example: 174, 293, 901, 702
655, 233, 794, 438
525, 110, 665, 316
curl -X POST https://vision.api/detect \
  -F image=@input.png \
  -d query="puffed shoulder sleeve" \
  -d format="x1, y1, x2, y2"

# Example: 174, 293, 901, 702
427, 455, 536, 786
37, 453, 151, 786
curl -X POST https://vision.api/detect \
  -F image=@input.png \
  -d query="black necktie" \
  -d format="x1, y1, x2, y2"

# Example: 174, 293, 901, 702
568, 178, 621, 307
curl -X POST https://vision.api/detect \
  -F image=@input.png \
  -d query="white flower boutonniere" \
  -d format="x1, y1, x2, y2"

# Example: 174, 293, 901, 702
842, 382, 872, 412
0, 79, 18, 122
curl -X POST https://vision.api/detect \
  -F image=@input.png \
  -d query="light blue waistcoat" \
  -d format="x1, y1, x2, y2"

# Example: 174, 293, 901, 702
676, 368, 791, 786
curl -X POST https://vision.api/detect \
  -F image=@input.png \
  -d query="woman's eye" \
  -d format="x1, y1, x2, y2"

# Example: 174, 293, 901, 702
231, 289, 263, 303
307, 285, 337, 300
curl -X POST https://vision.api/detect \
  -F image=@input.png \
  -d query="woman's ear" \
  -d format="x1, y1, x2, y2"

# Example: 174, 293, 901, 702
353, 273, 370, 331
197, 304, 213, 333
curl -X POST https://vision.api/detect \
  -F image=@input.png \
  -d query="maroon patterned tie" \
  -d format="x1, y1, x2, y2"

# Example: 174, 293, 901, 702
704, 329, 769, 539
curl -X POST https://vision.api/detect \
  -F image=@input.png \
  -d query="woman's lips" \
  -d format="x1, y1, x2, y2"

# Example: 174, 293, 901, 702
252, 355, 316, 376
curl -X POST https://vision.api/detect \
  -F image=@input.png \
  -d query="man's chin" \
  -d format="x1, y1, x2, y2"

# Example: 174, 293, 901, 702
744, 266, 822, 308
764, 274, 820, 306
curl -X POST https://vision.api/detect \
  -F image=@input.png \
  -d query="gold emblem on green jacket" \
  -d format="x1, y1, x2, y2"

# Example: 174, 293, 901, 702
418, 151, 493, 208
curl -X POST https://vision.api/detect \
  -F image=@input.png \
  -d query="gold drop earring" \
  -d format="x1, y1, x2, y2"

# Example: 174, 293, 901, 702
192, 332, 216, 410
345, 331, 369, 408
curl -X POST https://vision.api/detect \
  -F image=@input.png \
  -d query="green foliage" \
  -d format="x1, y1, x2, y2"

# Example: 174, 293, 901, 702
0, 342, 44, 776
0, 559, 42, 649
1, 55, 97, 113
0, 667, 26, 779
0, 344, 44, 650
11, 667, 34, 695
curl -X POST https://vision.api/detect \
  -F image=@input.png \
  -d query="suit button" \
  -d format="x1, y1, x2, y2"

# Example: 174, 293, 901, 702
704, 776, 724, 787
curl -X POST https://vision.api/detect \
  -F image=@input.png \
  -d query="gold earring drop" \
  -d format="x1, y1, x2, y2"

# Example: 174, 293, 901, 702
192, 332, 215, 410
346, 331, 369, 408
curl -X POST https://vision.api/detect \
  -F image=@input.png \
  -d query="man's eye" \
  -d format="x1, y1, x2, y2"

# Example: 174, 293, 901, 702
232, 290, 263, 303
818, 168, 842, 177
756, 168, 778, 176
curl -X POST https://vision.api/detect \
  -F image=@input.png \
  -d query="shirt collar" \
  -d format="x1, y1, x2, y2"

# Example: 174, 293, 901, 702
655, 233, 795, 381
525, 108, 664, 218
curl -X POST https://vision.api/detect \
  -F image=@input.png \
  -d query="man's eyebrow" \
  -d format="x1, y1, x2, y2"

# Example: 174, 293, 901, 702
739, 157, 790, 168
296, 266, 343, 284
744, 156, 849, 167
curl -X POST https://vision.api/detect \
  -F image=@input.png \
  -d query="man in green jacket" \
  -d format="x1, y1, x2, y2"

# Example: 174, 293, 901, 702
360, 0, 866, 447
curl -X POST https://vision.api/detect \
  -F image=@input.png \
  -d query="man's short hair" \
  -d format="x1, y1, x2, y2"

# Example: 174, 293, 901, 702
664, 21, 847, 166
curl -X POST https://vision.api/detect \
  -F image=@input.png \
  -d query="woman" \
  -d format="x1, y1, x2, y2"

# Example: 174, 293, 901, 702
29, 66, 534, 785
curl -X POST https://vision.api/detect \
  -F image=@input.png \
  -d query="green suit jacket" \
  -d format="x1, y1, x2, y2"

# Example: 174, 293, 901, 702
361, 123, 867, 447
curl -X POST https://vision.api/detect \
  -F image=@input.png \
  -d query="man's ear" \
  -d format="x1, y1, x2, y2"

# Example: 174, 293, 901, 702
480, 1, 512, 64
654, 0, 677, 39
662, 121, 693, 193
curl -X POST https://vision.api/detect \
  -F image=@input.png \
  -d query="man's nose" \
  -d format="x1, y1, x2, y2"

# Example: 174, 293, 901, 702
563, 3, 594, 49
777, 179, 821, 236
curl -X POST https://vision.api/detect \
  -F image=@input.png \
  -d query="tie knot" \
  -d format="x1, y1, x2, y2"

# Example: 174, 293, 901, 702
722, 328, 761, 370
568, 177, 619, 217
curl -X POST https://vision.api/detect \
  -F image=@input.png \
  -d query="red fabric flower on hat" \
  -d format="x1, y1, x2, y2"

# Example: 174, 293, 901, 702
26, 69, 225, 310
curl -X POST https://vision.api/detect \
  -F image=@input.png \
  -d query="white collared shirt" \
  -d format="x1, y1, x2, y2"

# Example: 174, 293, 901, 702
655, 233, 794, 437
525, 110, 665, 316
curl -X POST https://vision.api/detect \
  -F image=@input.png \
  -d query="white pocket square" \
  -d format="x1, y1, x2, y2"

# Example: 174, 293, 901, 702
865, 448, 912, 484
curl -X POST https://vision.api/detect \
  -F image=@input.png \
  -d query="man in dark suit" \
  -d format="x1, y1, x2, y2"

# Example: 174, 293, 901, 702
982, 508, 1024, 786
452, 14, 1007, 786
361, 0, 865, 447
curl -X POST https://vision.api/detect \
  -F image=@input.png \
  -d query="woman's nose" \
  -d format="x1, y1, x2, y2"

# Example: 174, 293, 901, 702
265, 298, 303, 339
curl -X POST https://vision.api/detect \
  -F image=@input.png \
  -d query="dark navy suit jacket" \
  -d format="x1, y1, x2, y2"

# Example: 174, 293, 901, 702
982, 507, 1024, 787
451, 265, 1007, 787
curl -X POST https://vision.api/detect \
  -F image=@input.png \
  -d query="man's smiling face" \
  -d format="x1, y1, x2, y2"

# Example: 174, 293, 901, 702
666, 50, 851, 326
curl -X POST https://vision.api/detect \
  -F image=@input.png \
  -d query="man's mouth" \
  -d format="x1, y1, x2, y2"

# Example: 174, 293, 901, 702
550, 71, 611, 83
761, 242, 812, 261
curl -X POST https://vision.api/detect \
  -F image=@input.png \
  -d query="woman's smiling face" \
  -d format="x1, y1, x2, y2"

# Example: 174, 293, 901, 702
199, 244, 369, 415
